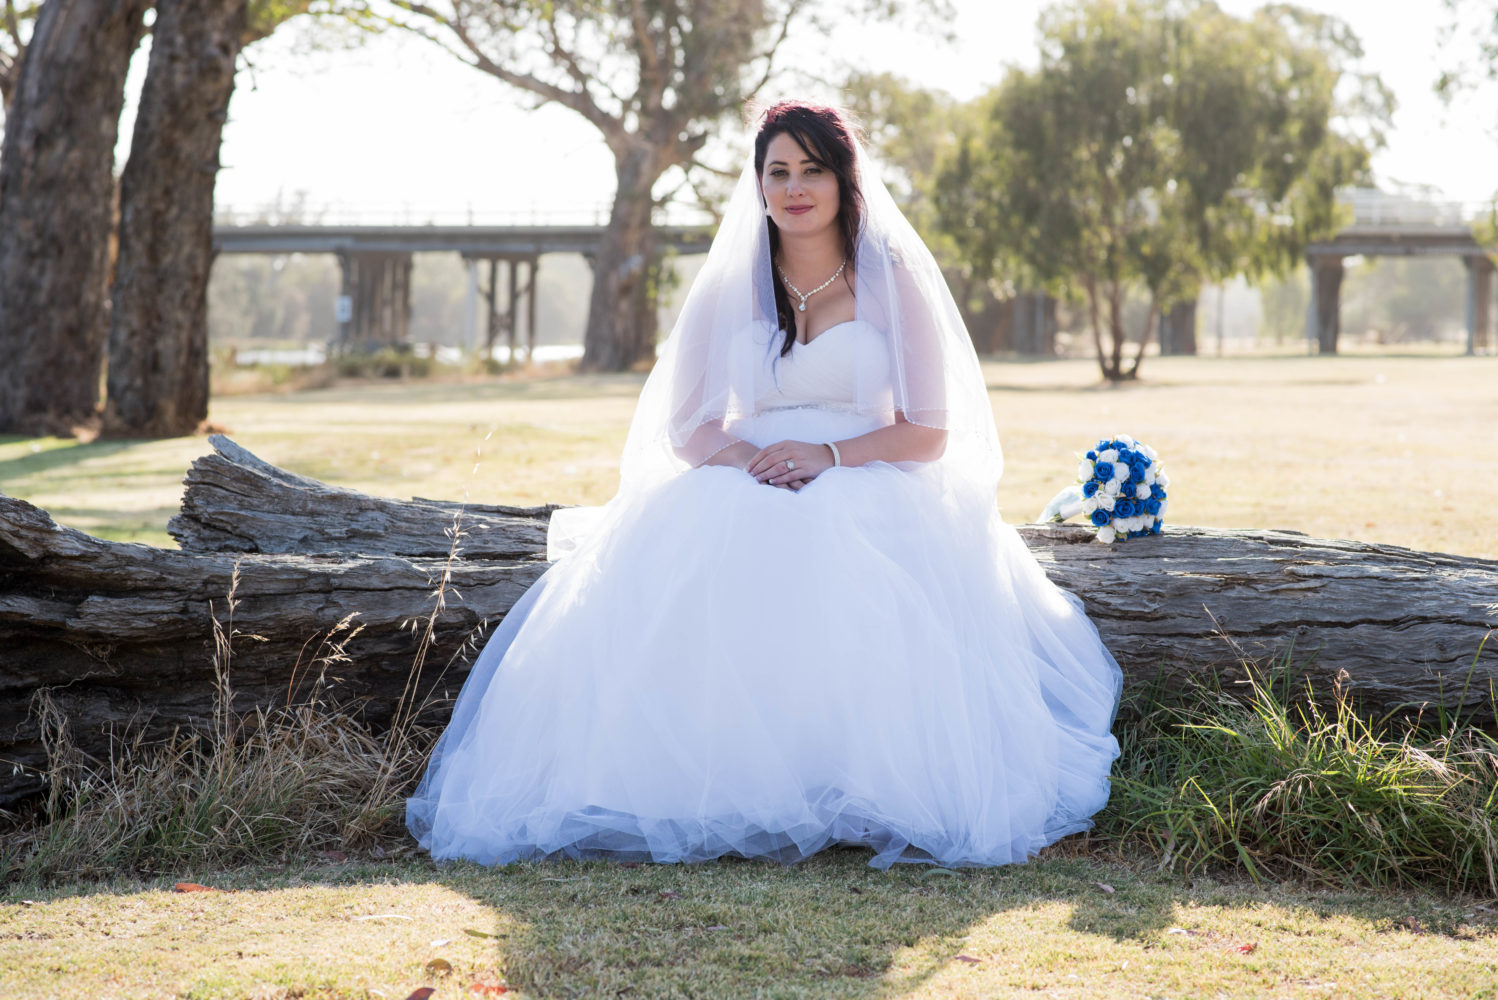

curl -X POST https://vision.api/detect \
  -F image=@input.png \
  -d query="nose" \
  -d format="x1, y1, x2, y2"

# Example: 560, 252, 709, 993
785, 174, 804, 196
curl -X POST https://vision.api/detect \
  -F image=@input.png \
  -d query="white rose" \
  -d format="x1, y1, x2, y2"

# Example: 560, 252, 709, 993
1113, 463, 1129, 483
1157, 472, 1171, 488
1098, 449, 1119, 463
1103, 479, 1120, 497
1135, 483, 1150, 500
1096, 524, 1117, 543
1144, 469, 1156, 485
1159, 500, 1170, 516
1077, 460, 1094, 482
1081, 496, 1098, 515
1144, 445, 1158, 461
1116, 434, 1135, 447
1098, 493, 1116, 512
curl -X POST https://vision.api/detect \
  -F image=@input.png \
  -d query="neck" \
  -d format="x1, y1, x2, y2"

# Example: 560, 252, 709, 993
775, 229, 843, 277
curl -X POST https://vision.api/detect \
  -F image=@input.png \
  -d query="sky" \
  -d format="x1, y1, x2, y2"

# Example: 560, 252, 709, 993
116, 1, 1498, 224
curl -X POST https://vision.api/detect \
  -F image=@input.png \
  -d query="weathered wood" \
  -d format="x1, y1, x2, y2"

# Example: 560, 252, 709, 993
168, 436, 555, 559
3, 436, 1496, 808
0, 493, 546, 807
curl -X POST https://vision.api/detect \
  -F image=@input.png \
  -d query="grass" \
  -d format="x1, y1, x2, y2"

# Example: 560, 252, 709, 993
1, 352, 1494, 558
5, 855, 1498, 999
4, 349, 1498, 997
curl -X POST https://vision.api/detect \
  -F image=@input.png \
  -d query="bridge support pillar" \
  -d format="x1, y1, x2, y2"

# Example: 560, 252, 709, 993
1464, 254, 1494, 355
1158, 298, 1198, 355
464, 252, 540, 366
334, 250, 412, 352
1306, 254, 1344, 355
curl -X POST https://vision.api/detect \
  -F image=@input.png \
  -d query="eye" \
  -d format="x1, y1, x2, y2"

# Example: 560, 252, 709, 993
805, 166, 822, 175
770, 168, 787, 178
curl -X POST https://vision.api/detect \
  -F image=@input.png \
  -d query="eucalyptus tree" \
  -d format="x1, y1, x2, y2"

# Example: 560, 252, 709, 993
391, 0, 946, 371
0, 0, 152, 436
936, 0, 1380, 381
103, 1, 379, 437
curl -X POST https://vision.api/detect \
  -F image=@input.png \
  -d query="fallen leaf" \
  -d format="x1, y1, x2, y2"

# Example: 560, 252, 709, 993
372, 844, 387, 859
468, 984, 511, 996
355, 913, 412, 922
1232, 943, 1257, 954
464, 928, 500, 939
921, 867, 958, 878
430, 938, 453, 948
658, 890, 683, 899
1397, 917, 1426, 934
954, 954, 981, 964
425, 958, 454, 977
705, 925, 728, 931
403, 990, 436, 1000
620, 862, 642, 869
174, 883, 225, 893
1166, 927, 1193, 936
316, 850, 348, 864
1093, 882, 1115, 894
848, 886, 863, 894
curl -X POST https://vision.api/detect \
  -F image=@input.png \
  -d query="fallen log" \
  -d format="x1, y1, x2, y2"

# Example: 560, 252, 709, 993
2, 435, 1495, 807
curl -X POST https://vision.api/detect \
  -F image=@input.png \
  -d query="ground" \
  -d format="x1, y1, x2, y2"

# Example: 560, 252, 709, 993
1, 350, 1496, 998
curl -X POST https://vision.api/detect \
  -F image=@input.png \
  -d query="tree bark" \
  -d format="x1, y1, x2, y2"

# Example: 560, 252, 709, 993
1313, 256, 1344, 355
104, 0, 248, 438
2, 437, 1495, 805
1158, 298, 1198, 355
580, 147, 660, 372
0, 0, 151, 436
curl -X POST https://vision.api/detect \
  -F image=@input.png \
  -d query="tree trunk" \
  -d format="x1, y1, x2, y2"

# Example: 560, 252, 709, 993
580, 148, 659, 372
0, 0, 151, 436
104, 0, 247, 438
2, 436, 1495, 806
1158, 298, 1198, 355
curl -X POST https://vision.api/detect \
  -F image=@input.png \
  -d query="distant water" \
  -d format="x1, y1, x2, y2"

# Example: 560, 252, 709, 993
232, 343, 586, 366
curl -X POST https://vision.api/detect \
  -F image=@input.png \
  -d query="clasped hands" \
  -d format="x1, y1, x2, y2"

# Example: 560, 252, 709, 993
747, 440, 835, 490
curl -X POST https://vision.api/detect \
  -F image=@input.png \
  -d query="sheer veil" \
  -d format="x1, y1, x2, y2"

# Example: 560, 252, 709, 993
552, 121, 1005, 556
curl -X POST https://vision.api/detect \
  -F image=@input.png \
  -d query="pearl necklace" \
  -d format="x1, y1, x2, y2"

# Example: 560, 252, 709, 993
776, 258, 846, 312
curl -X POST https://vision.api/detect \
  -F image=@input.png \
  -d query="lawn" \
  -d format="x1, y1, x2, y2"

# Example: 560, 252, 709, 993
3, 351, 1497, 999
1, 352, 1494, 559
6, 854, 1497, 999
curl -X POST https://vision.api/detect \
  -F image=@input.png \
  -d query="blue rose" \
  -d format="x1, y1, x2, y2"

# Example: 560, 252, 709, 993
1097, 439, 1111, 451
1115, 499, 1135, 518
1151, 520, 1163, 535
1093, 461, 1114, 481
1145, 498, 1161, 515
1131, 459, 1149, 479
1082, 480, 1099, 497
1085, 450, 1097, 460
1151, 484, 1166, 500
1089, 509, 1111, 527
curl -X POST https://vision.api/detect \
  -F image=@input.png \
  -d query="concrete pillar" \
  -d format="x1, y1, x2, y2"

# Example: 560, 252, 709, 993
1307, 255, 1344, 355
526, 257, 539, 363
463, 257, 478, 355
1464, 255, 1494, 356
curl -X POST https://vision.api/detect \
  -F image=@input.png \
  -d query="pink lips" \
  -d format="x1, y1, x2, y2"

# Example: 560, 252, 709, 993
785, 205, 813, 215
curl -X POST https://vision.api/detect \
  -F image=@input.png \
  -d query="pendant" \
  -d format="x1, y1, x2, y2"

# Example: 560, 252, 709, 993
798, 302, 806, 312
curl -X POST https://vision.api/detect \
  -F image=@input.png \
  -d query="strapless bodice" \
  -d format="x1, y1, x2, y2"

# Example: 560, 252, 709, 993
756, 320, 890, 410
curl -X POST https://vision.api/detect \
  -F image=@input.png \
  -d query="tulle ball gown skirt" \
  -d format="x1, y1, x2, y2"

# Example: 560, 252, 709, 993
407, 412, 1123, 869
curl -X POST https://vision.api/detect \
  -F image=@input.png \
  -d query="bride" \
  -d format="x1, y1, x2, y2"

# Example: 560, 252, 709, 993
406, 101, 1122, 869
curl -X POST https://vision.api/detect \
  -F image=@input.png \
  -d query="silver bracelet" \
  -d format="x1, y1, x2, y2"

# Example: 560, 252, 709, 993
826, 441, 841, 467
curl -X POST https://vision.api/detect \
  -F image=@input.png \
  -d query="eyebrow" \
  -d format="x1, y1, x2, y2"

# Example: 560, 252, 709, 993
766, 157, 820, 167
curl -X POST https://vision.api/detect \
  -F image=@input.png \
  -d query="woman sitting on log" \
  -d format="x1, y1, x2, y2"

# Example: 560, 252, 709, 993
405, 101, 1123, 869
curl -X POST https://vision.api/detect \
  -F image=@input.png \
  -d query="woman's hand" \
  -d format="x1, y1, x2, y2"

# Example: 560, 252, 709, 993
748, 440, 835, 490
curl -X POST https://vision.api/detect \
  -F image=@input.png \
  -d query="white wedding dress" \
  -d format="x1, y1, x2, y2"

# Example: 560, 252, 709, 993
406, 319, 1123, 869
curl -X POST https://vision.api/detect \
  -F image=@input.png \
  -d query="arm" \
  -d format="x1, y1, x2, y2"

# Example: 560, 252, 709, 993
746, 413, 947, 487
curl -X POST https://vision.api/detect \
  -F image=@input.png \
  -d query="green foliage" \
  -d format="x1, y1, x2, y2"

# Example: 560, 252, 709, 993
1103, 647, 1498, 895
899, 0, 1384, 381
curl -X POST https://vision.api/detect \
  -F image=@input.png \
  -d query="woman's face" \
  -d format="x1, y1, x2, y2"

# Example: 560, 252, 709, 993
759, 132, 840, 238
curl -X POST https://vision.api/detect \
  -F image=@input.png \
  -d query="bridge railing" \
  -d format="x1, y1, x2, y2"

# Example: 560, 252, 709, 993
1340, 187, 1495, 229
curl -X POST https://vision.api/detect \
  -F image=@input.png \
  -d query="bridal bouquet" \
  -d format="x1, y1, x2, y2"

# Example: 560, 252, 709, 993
1037, 435, 1169, 543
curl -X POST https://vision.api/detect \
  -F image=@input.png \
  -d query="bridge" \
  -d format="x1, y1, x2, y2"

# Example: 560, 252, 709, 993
212, 222, 714, 360
1305, 189, 1495, 355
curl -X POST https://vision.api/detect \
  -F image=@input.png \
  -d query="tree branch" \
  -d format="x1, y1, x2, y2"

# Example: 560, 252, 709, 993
745, 0, 805, 98
391, 1, 622, 142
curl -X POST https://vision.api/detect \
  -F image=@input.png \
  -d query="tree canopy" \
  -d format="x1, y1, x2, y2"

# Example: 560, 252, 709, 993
864, 0, 1386, 380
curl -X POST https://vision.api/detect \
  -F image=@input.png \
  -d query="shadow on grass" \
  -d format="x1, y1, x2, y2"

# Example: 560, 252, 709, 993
0, 437, 154, 488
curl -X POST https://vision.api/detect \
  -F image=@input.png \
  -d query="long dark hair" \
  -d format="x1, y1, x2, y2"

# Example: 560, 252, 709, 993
753, 101, 865, 357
